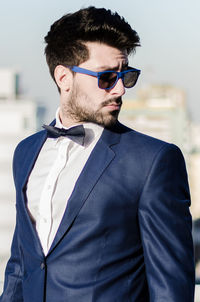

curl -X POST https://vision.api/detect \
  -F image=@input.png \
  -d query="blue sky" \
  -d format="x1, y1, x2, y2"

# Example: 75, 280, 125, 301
1, 0, 200, 122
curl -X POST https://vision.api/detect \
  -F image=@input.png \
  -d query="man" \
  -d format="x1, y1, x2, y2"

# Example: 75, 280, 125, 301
0, 6, 195, 302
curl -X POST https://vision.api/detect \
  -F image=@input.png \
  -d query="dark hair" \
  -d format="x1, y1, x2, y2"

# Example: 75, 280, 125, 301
44, 6, 140, 81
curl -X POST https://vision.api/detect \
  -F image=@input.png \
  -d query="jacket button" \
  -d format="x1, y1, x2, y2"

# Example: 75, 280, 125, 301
40, 262, 45, 270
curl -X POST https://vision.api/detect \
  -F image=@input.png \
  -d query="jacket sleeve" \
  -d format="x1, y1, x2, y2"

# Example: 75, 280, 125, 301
0, 214, 24, 302
138, 143, 195, 302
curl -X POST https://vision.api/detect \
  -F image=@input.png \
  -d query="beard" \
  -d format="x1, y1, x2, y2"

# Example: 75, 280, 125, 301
62, 83, 122, 128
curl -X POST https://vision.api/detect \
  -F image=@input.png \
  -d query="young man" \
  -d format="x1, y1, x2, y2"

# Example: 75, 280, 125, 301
0, 7, 195, 302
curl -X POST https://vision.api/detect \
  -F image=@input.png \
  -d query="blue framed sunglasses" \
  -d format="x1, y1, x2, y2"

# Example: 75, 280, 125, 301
67, 66, 141, 90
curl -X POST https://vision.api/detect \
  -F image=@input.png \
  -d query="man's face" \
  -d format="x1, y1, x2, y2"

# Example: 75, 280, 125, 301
61, 42, 128, 127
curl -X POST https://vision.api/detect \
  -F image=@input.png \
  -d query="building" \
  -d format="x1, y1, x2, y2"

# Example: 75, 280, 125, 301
120, 84, 190, 155
189, 123, 200, 219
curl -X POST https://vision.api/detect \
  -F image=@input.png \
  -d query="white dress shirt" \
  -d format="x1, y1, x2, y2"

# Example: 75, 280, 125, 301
27, 109, 103, 255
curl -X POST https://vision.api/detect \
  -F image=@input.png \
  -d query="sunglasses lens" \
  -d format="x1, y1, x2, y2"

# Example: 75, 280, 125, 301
123, 71, 139, 88
99, 72, 118, 89
98, 69, 140, 90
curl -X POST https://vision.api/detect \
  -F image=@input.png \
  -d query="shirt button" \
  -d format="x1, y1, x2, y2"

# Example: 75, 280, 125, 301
40, 262, 45, 270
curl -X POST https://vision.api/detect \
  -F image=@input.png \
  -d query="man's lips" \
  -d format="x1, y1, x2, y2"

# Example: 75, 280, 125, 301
105, 103, 121, 110
101, 97, 122, 111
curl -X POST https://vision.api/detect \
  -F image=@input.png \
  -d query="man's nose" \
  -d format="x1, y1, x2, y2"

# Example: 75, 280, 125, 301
110, 78, 125, 96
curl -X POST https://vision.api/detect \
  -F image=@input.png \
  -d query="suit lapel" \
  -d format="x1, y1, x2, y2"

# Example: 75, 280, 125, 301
17, 130, 48, 257
22, 133, 47, 189
48, 126, 121, 255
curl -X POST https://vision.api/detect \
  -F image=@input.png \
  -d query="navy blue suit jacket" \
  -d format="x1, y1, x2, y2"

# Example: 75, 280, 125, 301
0, 122, 195, 301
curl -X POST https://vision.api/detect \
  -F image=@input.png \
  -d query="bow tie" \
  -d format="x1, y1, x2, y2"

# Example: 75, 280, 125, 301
43, 124, 85, 146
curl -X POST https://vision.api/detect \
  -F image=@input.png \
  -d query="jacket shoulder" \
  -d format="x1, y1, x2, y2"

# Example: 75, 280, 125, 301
14, 130, 45, 156
12, 130, 46, 178
116, 122, 171, 150
114, 122, 185, 170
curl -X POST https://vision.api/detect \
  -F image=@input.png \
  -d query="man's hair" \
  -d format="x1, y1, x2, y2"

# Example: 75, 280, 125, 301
44, 6, 140, 81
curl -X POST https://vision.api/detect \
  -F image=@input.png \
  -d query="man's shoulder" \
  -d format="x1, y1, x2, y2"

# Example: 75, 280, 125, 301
116, 122, 169, 147
14, 129, 46, 158
18, 129, 45, 146
114, 122, 182, 159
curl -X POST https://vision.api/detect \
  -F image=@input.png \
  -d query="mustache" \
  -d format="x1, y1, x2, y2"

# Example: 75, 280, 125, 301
101, 97, 122, 107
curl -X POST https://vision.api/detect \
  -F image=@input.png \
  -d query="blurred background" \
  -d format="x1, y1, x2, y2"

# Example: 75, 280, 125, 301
0, 0, 199, 299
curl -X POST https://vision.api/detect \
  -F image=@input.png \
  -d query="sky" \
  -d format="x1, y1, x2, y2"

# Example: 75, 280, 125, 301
0, 0, 200, 123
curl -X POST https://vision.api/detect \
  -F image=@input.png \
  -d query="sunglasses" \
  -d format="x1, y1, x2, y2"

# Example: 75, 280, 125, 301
67, 66, 141, 90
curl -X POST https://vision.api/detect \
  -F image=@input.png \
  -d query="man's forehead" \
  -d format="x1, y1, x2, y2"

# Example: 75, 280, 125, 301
82, 42, 129, 70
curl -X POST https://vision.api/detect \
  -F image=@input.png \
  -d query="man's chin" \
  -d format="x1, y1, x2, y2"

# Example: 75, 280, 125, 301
73, 109, 119, 128
99, 111, 119, 128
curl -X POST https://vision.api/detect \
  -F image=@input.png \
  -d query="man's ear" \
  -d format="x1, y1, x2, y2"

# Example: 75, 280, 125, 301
54, 65, 73, 91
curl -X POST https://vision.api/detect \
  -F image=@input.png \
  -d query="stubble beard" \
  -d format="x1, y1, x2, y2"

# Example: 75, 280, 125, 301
62, 84, 122, 128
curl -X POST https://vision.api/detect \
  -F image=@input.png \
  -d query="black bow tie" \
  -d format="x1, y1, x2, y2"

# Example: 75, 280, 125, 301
43, 124, 85, 145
